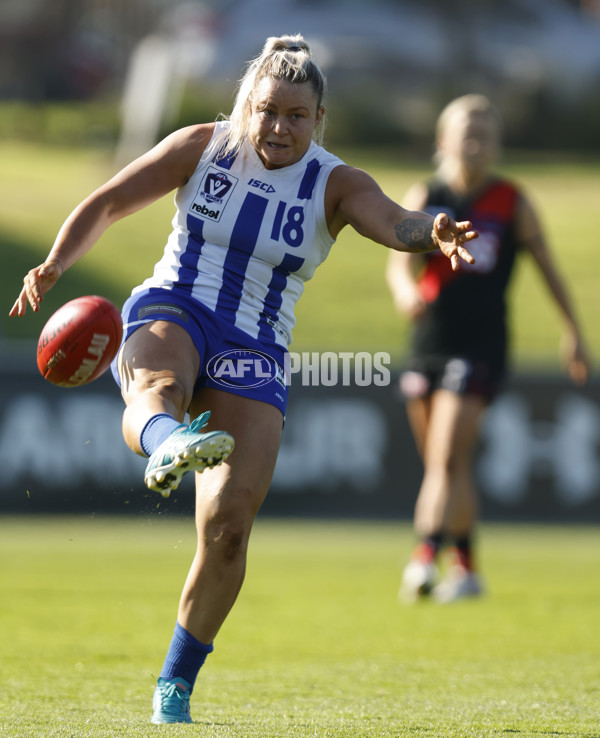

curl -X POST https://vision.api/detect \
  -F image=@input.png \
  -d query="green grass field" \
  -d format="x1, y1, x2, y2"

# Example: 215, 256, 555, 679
1, 142, 598, 369
1, 516, 599, 737
2, 142, 598, 735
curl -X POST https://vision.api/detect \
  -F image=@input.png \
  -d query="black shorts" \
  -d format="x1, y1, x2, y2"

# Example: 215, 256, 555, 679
399, 356, 505, 404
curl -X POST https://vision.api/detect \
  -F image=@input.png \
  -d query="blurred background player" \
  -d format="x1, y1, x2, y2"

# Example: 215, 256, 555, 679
11, 37, 478, 722
386, 94, 590, 604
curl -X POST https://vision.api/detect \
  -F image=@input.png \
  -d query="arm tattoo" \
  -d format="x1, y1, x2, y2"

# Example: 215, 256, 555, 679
394, 217, 434, 253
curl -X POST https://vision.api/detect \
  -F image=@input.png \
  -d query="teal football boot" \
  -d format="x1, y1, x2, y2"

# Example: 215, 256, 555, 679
151, 676, 193, 724
144, 411, 234, 497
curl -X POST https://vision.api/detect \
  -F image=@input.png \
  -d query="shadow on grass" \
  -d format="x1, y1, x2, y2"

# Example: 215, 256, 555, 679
1, 228, 128, 341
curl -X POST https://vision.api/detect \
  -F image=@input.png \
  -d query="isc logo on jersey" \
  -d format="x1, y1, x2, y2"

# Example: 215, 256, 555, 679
190, 167, 238, 222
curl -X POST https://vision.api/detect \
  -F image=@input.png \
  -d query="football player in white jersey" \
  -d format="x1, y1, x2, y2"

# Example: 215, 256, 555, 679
11, 34, 478, 723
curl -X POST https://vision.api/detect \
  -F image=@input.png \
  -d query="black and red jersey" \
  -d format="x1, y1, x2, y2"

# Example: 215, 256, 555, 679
410, 177, 522, 369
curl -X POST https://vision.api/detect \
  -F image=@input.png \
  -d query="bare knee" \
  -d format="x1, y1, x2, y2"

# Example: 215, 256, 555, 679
198, 484, 261, 563
200, 514, 251, 567
124, 370, 191, 418
423, 442, 473, 479
206, 519, 249, 563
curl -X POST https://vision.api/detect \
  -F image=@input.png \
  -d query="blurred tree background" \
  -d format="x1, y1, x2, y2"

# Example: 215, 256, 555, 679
1, 0, 600, 154
1, 0, 599, 364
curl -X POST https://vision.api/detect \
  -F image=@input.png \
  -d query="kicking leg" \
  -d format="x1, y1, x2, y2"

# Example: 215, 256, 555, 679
153, 389, 283, 723
117, 322, 234, 495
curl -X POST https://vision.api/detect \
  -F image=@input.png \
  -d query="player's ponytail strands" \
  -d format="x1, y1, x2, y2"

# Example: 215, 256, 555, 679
258, 35, 326, 112
209, 34, 327, 162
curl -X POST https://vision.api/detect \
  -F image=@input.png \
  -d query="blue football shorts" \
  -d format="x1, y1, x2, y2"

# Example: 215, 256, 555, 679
110, 287, 289, 416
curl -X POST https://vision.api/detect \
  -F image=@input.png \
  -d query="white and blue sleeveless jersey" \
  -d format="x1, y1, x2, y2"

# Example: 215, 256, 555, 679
134, 121, 345, 349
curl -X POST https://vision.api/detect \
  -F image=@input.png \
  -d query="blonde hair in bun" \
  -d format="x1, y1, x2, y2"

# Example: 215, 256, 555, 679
210, 34, 327, 161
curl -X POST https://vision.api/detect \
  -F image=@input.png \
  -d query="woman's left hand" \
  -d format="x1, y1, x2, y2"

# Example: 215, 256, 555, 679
433, 213, 478, 271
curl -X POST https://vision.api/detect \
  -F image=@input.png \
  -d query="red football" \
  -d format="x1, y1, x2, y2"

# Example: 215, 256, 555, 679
37, 295, 123, 388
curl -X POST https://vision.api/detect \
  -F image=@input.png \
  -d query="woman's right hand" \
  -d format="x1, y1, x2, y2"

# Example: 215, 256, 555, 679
9, 257, 64, 317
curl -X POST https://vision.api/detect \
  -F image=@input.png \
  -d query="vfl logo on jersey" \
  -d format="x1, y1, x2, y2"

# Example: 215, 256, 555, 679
190, 166, 238, 222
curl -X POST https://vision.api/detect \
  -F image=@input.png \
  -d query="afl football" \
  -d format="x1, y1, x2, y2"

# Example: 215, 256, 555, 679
37, 295, 123, 387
